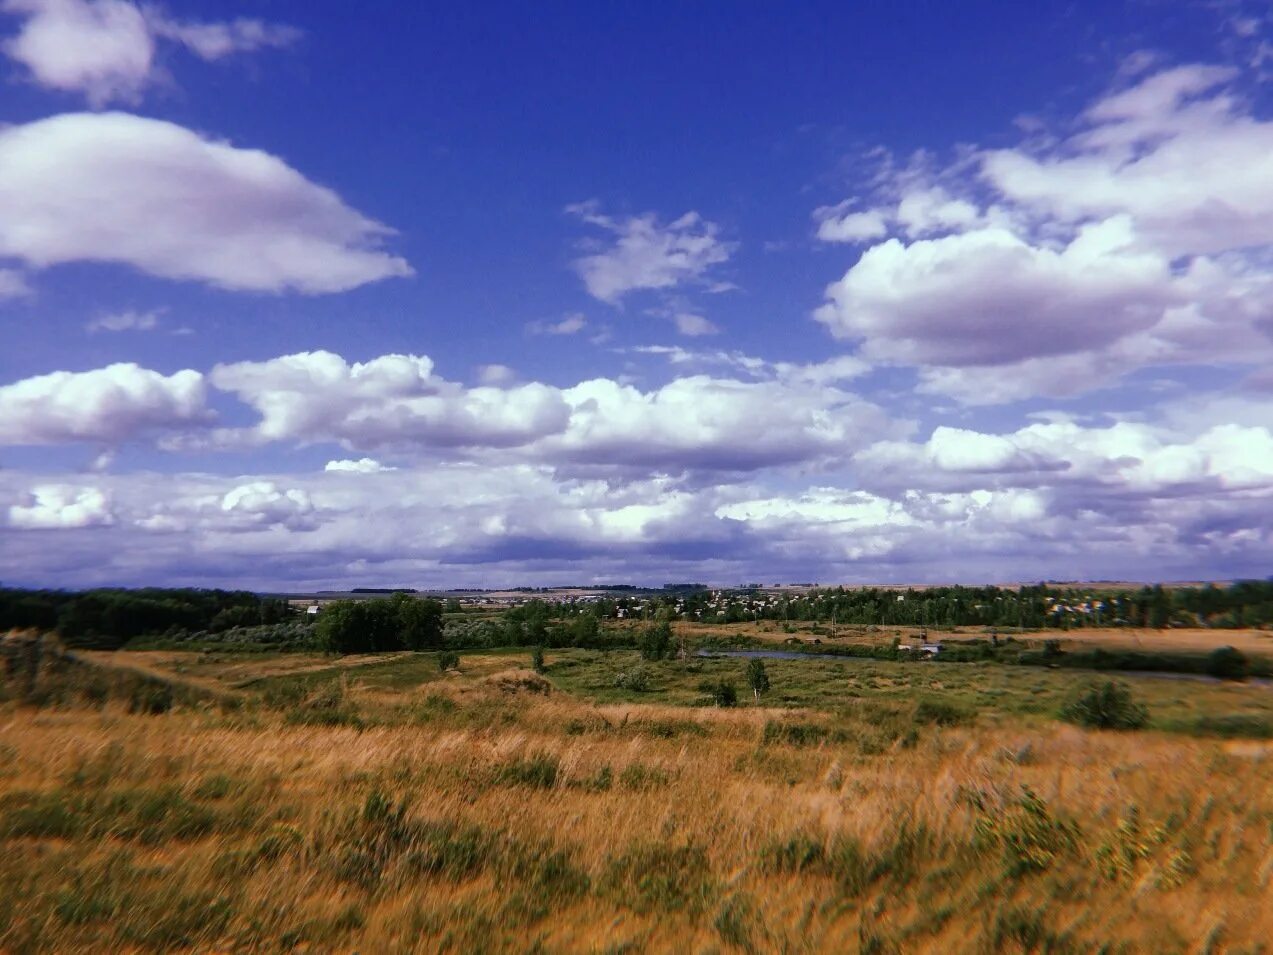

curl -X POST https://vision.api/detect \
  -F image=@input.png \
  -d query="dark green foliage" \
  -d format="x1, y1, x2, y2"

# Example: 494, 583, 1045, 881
1205, 646, 1248, 680
504, 842, 592, 923
530, 645, 545, 673
572, 613, 600, 643
1186, 713, 1273, 739
397, 595, 445, 650
1021, 645, 1272, 679
706, 679, 737, 707
437, 650, 460, 672
0, 587, 294, 649
640, 621, 673, 661
1060, 682, 1148, 730
316, 594, 444, 655
330, 790, 417, 887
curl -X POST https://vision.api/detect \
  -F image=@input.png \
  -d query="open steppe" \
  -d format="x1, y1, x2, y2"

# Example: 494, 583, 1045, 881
3, 634, 1273, 954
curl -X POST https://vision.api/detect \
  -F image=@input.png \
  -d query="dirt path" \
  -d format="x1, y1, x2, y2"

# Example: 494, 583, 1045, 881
77, 649, 420, 692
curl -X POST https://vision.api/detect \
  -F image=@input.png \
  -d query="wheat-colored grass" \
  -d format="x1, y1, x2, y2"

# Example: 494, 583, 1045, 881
2, 645, 1271, 953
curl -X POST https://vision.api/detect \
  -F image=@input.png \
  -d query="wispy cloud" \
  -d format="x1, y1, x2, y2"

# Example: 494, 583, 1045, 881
565, 200, 735, 305
1, 0, 300, 106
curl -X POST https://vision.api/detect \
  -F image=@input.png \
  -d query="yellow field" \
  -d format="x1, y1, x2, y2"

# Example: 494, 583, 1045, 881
2, 640, 1272, 953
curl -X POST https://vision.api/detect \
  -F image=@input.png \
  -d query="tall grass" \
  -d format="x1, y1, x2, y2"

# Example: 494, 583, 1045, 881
1, 645, 1271, 952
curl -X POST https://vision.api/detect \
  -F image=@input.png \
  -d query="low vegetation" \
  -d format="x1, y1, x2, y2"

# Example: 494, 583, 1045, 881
3, 607, 1272, 952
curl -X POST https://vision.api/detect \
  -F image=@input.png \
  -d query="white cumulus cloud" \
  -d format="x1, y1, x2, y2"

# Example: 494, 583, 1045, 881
8, 484, 113, 528
0, 362, 206, 444
815, 61, 1273, 400
0, 112, 412, 294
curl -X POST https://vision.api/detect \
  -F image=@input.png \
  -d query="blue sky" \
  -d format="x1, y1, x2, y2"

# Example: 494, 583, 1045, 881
2, 0, 1272, 589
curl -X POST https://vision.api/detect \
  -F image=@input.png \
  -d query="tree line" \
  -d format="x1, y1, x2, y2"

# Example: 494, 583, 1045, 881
547, 581, 1273, 630
0, 587, 293, 649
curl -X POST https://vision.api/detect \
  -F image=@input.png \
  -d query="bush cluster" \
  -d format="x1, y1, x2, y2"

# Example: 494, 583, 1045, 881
1060, 682, 1148, 730
614, 668, 652, 692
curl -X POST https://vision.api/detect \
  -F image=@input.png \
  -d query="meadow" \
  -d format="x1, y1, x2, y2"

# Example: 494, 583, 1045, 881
2, 629, 1272, 953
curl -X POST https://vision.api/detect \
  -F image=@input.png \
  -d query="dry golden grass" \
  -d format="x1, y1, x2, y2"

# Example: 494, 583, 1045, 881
2, 647, 1272, 953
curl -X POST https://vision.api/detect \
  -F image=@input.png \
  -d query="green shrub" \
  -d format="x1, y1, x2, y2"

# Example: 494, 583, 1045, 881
530, 645, 545, 673
1060, 681, 1148, 730
710, 680, 737, 707
974, 787, 1078, 877
1205, 646, 1248, 680
913, 698, 971, 726
437, 650, 460, 672
614, 668, 651, 692
496, 752, 560, 789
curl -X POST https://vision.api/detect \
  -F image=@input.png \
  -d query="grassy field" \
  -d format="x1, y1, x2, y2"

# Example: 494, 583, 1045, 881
3, 634, 1273, 953
667, 620, 1273, 657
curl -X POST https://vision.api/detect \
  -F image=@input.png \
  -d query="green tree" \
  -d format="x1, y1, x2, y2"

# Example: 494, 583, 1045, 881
746, 658, 770, 703
316, 597, 431, 654
572, 612, 600, 644
640, 621, 673, 661
712, 680, 738, 708
394, 594, 444, 650
316, 601, 376, 654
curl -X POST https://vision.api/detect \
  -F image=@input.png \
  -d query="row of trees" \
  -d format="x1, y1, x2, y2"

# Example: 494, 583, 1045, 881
0, 587, 293, 649
545, 581, 1273, 630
